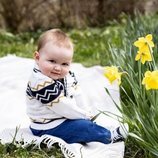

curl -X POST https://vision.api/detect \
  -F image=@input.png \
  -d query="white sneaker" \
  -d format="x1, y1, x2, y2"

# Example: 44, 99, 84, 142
111, 123, 129, 143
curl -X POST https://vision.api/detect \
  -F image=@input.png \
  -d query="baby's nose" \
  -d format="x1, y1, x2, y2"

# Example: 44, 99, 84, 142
54, 64, 61, 71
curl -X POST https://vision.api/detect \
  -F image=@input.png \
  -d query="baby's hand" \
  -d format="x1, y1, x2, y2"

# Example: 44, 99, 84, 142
86, 111, 94, 120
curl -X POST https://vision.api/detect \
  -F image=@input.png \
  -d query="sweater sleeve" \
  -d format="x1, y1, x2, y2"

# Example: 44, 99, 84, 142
48, 95, 90, 119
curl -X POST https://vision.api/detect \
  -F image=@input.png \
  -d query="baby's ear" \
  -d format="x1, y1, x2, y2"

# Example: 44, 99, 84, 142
34, 51, 40, 63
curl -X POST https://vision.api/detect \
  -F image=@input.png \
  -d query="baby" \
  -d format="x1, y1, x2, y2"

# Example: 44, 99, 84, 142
26, 28, 128, 144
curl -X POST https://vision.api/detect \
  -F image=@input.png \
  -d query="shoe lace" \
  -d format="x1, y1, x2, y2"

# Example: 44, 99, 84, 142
113, 134, 123, 142
111, 128, 124, 143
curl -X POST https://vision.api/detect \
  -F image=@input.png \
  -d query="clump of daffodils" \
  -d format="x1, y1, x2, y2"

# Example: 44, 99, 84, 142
104, 34, 158, 90
134, 34, 158, 90
104, 33, 158, 157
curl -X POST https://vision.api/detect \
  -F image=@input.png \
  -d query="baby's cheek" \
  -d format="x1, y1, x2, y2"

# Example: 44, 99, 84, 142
62, 69, 69, 76
41, 65, 51, 75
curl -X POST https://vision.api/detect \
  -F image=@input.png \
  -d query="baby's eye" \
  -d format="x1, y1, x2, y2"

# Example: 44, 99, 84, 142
49, 60, 56, 63
62, 63, 69, 66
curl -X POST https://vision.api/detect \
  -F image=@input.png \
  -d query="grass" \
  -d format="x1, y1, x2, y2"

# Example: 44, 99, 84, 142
0, 142, 64, 158
1, 12, 158, 157
0, 23, 124, 66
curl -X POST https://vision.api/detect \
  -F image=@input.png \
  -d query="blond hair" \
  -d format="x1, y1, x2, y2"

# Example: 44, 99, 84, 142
37, 29, 73, 52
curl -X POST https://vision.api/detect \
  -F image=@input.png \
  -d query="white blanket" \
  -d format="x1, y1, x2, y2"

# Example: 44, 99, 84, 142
0, 55, 125, 158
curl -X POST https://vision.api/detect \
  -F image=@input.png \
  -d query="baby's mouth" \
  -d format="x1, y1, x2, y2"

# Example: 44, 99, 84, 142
51, 72, 61, 75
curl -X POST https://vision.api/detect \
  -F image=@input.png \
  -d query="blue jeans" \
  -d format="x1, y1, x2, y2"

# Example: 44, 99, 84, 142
30, 119, 111, 144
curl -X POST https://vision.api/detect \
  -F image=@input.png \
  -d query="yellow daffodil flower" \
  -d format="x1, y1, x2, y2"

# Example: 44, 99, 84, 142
142, 70, 158, 90
104, 66, 122, 85
134, 34, 154, 52
134, 34, 154, 64
135, 49, 152, 64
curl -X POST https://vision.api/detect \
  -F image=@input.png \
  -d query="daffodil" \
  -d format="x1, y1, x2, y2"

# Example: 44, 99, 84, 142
104, 66, 122, 85
134, 34, 154, 52
142, 70, 158, 90
135, 49, 152, 64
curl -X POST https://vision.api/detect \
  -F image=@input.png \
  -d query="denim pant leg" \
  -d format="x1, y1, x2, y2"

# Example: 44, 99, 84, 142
30, 119, 111, 144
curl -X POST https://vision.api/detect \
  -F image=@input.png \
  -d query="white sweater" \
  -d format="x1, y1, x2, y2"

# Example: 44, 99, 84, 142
26, 64, 91, 130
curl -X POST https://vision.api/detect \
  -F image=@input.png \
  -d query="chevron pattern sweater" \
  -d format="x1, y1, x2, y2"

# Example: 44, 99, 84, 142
26, 64, 91, 130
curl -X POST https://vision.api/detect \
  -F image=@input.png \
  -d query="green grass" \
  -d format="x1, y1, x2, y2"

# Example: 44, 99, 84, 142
0, 142, 64, 158
0, 23, 124, 66
1, 13, 158, 157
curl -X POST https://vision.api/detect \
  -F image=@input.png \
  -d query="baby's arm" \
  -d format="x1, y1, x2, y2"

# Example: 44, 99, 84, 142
49, 96, 91, 119
27, 77, 90, 120
65, 71, 93, 118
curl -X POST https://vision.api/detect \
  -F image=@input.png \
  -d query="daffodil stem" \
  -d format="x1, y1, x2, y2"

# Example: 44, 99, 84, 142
149, 45, 157, 70
151, 90, 156, 108
138, 61, 142, 92
156, 91, 158, 108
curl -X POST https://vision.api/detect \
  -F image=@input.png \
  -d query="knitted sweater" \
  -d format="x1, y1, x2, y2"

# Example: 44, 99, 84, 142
26, 64, 91, 130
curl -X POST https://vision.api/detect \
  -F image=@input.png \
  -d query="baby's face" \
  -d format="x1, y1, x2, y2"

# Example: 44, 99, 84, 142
35, 42, 73, 80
